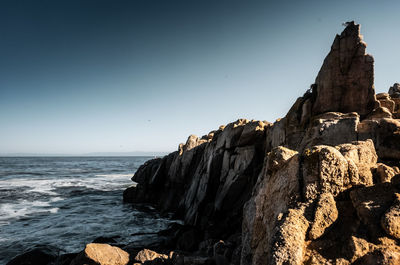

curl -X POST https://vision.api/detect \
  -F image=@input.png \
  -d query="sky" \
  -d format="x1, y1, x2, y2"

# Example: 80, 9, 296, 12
0, 0, 399, 155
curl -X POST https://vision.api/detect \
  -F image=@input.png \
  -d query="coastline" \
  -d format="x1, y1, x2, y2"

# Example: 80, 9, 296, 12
6, 22, 400, 265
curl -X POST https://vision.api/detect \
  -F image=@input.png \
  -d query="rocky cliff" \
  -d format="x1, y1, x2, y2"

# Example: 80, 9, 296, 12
121, 22, 400, 265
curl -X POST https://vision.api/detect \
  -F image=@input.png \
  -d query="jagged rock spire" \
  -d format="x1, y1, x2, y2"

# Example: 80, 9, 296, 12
312, 21, 378, 116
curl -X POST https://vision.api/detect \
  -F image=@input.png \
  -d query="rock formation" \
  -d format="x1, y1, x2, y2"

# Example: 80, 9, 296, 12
121, 22, 400, 265
7, 22, 400, 265
312, 21, 377, 117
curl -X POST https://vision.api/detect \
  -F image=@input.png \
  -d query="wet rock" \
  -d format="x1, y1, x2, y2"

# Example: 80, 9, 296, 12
213, 240, 229, 265
176, 227, 201, 252
92, 236, 118, 244
6, 246, 59, 265
70, 243, 129, 265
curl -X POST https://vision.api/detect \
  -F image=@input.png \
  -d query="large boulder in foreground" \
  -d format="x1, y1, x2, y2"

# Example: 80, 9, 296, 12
70, 243, 129, 265
312, 21, 377, 117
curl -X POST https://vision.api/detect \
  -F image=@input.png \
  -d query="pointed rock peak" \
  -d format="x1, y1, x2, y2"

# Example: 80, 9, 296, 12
312, 21, 378, 117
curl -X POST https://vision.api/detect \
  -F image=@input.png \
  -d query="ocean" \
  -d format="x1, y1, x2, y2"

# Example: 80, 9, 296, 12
0, 156, 173, 264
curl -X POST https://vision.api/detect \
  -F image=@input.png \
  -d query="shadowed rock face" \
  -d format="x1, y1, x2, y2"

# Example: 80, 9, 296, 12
312, 21, 377, 117
118, 22, 400, 265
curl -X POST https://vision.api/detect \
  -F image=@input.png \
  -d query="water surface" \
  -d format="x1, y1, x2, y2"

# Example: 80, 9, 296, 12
0, 157, 172, 264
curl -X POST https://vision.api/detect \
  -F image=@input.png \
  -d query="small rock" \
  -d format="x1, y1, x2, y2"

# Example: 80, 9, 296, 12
377, 163, 398, 183
135, 249, 168, 263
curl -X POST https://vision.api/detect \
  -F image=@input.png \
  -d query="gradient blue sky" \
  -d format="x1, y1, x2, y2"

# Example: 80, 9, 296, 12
1, 0, 399, 154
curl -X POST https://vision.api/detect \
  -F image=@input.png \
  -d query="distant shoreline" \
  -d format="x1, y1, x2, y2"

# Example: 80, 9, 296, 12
0, 152, 169, 157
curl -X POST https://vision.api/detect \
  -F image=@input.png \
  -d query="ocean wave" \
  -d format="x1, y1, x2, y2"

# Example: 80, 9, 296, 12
0, 200, 60, 225
0, 173, 134, 198
95, 174, 133, 178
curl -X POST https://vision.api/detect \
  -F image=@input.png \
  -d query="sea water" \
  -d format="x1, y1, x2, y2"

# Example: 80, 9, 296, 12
0, 157, 172, 264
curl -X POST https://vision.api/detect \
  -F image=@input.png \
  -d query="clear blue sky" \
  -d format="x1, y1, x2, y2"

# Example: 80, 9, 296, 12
0, 0, 399, 154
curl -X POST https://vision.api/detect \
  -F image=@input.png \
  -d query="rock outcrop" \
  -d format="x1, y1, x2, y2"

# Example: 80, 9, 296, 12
121, 22, 400, 265
312, 21, 377, 117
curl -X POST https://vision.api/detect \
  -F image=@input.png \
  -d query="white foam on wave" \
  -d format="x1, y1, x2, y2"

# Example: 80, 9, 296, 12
0, 172, 134, 197
0, 200, 59, 225
0, 178, 58, 195
95, 174, 133, 178
0, 172, 134, 224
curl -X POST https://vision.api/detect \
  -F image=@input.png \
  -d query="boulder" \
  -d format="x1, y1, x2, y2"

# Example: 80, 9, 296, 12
70, 243, 129, 265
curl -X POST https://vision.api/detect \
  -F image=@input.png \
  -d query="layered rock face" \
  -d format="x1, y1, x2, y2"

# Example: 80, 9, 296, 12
123, 22, 400, 265
124, 119, 268, 237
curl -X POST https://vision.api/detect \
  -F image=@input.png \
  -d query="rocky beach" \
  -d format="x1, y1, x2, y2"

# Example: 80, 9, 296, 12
7, 22, 400, 265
